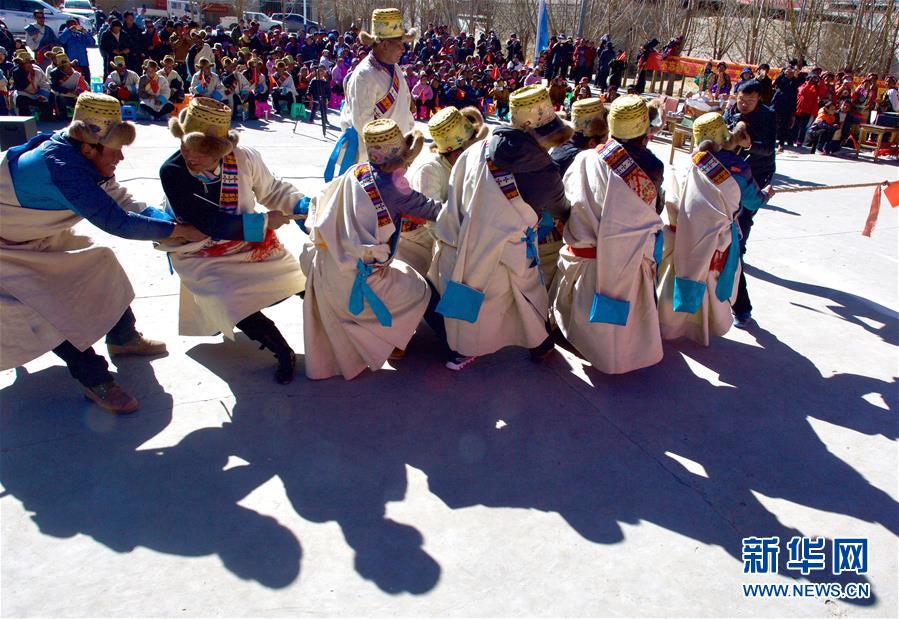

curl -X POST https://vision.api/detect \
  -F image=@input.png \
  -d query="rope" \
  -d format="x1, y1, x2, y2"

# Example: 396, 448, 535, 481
773, 181, 890, 193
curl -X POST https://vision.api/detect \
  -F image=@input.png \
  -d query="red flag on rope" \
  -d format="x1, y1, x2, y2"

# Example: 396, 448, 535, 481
862, 185, 882, 237
883, 180, 899, 208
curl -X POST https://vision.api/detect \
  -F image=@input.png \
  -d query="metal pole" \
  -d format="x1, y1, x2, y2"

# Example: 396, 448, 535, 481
303, 0, 307, 22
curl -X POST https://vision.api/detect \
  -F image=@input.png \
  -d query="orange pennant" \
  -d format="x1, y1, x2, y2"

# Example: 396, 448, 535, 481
883, 180, 899, 208
862, 185, 882, 237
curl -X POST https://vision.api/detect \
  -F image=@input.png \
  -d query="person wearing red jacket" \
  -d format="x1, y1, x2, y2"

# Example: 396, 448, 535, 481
794, 75, 820, 147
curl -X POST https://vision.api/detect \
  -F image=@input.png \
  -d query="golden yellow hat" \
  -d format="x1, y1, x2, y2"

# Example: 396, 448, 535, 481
428, 106, 476, 153
608, 95, 649, 140
363, 118, 407, 164
692, 112, 730, 146
178, 96, 232, 139
13, 49, 34, 63
509, 85, 556, 130
112, 55, 126, 66
360, 8, 417, 44
55, 53, 71, 66
571, 97, 606, 136
68, 92, 136, 149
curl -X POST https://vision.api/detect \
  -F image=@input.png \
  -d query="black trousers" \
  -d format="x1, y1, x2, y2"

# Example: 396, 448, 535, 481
139, 101, 174, 119
271, 91, 295, 114
52, 307, 139, 388
422, 281, 454, 359
308, 96, 328, 129
732, 208, 757, 316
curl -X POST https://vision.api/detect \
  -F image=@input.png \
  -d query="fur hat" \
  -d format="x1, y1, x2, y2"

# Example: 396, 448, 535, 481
509, 85, 573, 148
570, 97, 607, 138
362, 118, 423, 168
428, 105, 488, 153
169, 96, 238, 160
608, 95, 650, 140
359, 8, 418, 46
67, 92, 136, 150
13, 49, 35, 64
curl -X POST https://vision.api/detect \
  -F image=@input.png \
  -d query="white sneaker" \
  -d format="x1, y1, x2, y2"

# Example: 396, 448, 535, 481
445, 355, 476, 371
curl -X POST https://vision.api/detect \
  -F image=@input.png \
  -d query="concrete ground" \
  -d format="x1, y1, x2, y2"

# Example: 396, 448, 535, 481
1, 98, 897, 617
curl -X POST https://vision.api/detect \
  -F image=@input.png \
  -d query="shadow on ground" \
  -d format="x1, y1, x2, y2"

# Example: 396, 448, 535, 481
1, 271, 895, 600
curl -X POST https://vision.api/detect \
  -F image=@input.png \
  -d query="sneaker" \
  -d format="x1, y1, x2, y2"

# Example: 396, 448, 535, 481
83, 381, 139, 414
733, 312, 754, 330
107, 334, 167, 357
445, 355, 476, 371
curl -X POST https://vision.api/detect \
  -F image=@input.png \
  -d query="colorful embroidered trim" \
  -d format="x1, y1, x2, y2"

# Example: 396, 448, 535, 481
375, 71, 400, 118
219, 152, 239, 212
486, 157, 521, 202
354, 163, 392, 228
693, 150, 731, 186
597, 140, 658, 207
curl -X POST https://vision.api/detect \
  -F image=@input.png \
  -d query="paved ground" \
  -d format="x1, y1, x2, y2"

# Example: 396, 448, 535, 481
1, 105, 897, 617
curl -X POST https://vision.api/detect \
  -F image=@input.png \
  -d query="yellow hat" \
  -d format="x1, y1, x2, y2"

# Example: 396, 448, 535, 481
51, 46, 65, 55
169, 96, 237, 159
13, 49, 34, 63
162, 55, 175, 65
608, 95, 650, 140
692, 112, 730, 146
509, 85, 557, 130
68, 92, 136, 149
363, 118, 423, 166
112, 55, 126, 66
428, 106, 475, 153
177, 96, 232, 138
360, 8, 418, 45
571, 97, 606, 136
55, 53, 71, 66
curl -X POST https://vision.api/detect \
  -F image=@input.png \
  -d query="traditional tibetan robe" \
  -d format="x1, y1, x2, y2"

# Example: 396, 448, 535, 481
429, 139, 549, 357
106, 68, 140, 97
400, 150, 451, 276
326, 54, 414, 180
551, 140, 664, 374
0, 133, 174, 370
138, 73, 171, 112
189, 70, 224, 100
657, 149, 765, 345
300, 163, 432, 380
157, 145, 306, 338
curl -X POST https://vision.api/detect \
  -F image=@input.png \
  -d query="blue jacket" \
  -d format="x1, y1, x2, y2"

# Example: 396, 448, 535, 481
5, 132, 174, 241
58, 28, 96, 69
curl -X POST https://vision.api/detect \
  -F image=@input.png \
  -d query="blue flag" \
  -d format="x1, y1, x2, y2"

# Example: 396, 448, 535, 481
535, 0, 549, 63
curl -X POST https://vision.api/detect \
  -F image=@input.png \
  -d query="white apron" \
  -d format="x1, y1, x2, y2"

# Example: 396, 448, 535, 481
0, 158, 135, 370
551, 141, 663, 374
429, 140, 548, 357
156, 146, 305, 338
300, 162, 431, 380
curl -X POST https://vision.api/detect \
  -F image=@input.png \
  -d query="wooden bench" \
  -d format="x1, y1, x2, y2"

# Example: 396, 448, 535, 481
669, 117, 694, 164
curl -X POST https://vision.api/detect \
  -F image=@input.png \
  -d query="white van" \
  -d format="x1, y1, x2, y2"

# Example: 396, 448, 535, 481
166, 0, 196, 21
0, 0, 91, 34
219, 10, 281, 31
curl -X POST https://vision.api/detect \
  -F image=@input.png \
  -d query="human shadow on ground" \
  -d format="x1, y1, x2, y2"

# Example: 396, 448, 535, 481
771, 172, 826, 190
0, 354, 302, 589
187, 340, 441, 595
392, 323, 894, 605
747, 265, 899, 348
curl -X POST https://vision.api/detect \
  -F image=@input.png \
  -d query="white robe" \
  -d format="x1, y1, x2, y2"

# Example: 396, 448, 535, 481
138, 74, 171, 112
0, 159, 142, 371
339, 54, 414, 163
300, 163, 431, 380
551, 145, 663, 374
156, 146, 305, 338
429, 140, 549, 357
657, 150, 742, 346
400, 150, 450, 277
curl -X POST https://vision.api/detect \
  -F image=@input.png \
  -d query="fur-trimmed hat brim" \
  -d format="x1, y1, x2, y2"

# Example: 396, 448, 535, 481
374, 129, 424, 169
169, 109, 239, 159
67, 119, 136, 150
358, 27, 418, 46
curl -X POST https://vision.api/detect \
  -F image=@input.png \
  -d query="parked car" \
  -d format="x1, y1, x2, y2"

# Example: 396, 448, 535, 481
0, 0, 92, 34
270, 13, 318, 33
219, 11, 281, 31
61, 0, 94, 26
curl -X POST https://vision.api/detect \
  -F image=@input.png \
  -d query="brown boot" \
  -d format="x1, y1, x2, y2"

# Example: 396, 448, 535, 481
107, 334, 167, 357
83, 381, 139, 414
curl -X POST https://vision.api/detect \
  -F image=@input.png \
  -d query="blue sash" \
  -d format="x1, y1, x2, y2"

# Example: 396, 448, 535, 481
324, 126, 359, 182
715, 222, 740, 302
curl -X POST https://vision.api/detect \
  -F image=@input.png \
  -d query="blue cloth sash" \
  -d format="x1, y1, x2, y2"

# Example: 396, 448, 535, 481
324, 126, 358, 182
715, 222, 741, 302
348, 258, 392, 327
522, 226, 543, 286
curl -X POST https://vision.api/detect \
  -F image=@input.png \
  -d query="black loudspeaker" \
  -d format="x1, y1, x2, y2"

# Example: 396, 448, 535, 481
0, 116, 38, 151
